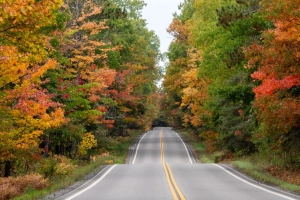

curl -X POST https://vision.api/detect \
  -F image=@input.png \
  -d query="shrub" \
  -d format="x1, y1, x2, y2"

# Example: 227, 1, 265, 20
36, 157, 58, 178
0, 174, 48, 200
53, 155, 76, 176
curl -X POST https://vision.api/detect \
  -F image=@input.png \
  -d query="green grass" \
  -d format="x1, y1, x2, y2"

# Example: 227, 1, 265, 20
233, 158, 300, 193
13, 129, 144, 200
178, 129, 214, 163
114, 130, 142, 164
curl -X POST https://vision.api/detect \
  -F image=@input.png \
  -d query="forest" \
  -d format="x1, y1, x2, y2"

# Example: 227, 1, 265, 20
163, 0, 300, 168
0, 0, 300, 199
0, 0, 161, 198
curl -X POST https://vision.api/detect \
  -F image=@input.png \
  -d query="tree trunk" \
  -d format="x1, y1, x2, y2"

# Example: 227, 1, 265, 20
44, 134, 50, 157
4, 161, 11, 177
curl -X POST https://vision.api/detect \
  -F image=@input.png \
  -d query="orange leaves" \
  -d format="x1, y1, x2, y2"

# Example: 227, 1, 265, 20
77, 0, 103, 23
167, 19, 190, 43
0, 173, 48, 199
80, 21, 108, 35
254, 96, 300, 134
178, 48, 210, 127
246, 0, 300, 142
0, 0, 66, 164
0, 46, 28, 88
200, 131, 220, 153
252, 75, 300, 98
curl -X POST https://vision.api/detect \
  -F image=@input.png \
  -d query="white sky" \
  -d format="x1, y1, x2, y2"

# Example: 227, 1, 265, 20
142, 0, 183, 54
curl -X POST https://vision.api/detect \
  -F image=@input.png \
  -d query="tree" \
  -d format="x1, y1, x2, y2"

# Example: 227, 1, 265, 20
246, 0, 300, 160
0, 0, 66, 176
43, 0, 118, 157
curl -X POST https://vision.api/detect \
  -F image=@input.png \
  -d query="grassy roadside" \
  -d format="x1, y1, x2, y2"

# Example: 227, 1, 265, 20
13, 129, 144, 200
177, 129, 214, 163
177, 128, 300, 194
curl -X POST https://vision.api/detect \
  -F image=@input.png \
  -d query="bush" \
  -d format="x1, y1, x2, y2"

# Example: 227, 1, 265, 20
54, 155, 76, 176
0, 174, 48, 200
36, 155, 76, 178
36, 158, 58, 178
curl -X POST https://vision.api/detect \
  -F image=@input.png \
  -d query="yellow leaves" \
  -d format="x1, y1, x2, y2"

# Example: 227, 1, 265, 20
53, 155, 77, 176
119, 106, 132, 113
27, 59, 57, 83
1, 0, 63, 33
0, 46, 29, 88
0, 0, 66, 164
49, 108, 68, 127
167, 46, 210, 128
78, 132, 97, 156
187, 48, 202, 69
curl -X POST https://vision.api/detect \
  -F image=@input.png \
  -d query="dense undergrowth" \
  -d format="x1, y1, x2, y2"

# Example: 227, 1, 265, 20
0, 130, 142, 200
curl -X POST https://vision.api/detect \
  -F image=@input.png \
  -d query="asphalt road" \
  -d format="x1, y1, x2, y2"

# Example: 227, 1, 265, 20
57, 127, 300, 200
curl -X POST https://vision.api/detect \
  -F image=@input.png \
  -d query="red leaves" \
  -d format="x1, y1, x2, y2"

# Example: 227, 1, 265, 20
61, 94, 70, 99
252, 75, 300, 98
8, 84, 60, 116
76, 76, 85, 85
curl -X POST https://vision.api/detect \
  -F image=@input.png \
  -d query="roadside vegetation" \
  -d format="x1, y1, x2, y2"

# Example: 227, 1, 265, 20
1, 0, 300, 199
2, 129, 142, 200
179, 129, 300, 194
0, 0, 160, 199
163, 0, 300, 194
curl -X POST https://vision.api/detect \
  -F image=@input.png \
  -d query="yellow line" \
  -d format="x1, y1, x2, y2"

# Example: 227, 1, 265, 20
163, 163, 179, 200
166, 163, 186, 200
161, 129, 186, 200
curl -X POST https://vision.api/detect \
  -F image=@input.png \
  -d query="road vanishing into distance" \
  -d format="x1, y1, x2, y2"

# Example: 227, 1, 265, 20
57, 127, 300, 200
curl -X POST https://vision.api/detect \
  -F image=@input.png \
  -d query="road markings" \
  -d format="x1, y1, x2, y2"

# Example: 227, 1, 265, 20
160, 129, 164, 163
163, 163, 186, 200
214, 164, 297, 200
161, 129, 186, 200
163, 163, 178, 200
173, 131, 193, 164
132, 131, 148, 164
64, 165, 117, 200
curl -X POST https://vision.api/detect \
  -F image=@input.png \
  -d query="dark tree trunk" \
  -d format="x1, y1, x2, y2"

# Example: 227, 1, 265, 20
69, 141, 76, 158
60, 145, 65, 155
4, 161, 11, 177
44, 134, 50, 157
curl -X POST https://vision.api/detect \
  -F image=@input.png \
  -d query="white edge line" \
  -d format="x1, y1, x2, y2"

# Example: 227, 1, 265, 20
173, 131, 193, 164
65, 165, 117, 200
132, 131, 148, 164
214, 164, 296, 200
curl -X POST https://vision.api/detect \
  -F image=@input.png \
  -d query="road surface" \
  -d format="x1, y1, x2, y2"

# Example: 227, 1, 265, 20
57, 127, 300, 200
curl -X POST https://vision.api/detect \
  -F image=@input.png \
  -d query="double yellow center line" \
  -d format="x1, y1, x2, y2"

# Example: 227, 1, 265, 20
160, 129, 186, 200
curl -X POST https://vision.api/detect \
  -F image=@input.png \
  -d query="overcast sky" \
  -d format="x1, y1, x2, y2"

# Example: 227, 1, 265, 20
141, 0, 183, 54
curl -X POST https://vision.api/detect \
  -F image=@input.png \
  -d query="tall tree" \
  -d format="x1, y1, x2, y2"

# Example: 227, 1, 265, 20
0, 0, 66, 176
246, 0, 300, 159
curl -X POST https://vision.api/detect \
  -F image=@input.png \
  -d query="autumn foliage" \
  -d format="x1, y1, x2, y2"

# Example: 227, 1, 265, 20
246, 0, 300, 140
163, 0, 300, 164
0, 0, 160, 192
0, 174, 48, 200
